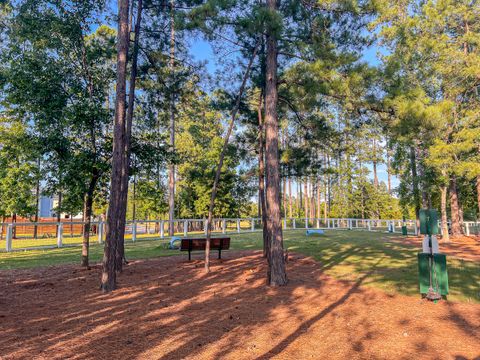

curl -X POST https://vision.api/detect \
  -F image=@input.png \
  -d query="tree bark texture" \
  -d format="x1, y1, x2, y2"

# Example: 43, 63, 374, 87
101, 0, 130, 292
449, 174, 463, 237
265, 0, 287, 286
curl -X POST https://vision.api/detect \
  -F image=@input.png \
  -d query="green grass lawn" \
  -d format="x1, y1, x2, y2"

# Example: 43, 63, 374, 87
0, 229, 478, 303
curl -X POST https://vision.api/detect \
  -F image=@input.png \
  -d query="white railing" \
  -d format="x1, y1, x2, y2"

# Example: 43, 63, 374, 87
3, 217, 475, 253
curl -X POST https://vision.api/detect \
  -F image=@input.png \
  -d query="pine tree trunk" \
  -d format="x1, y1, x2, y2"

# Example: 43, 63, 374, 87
327, 154, 331, 213
476, 175, 480, 219
168, 0, 176, 237
449, 174, 463, 237
440, 183, 449, 242
288, 177, 292, 219
316, 180, 321, 220
387, 155, 392, 194
82, 175, 97, 268
265, 0, 287, 286
303, 180, 308, 221
409, 146, 421, 234
310, 180, 315, 219
115, 0, 143, 272
258, 92, 269, 258
323, 176, 328, 223
296, 180, 300, 217
33, 162, 40, 239
101, 0, 130, 293
373, 139, 379, 189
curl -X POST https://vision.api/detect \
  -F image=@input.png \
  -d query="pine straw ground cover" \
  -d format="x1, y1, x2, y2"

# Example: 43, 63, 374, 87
0, 250, 479, 360
1, 230, 479, 303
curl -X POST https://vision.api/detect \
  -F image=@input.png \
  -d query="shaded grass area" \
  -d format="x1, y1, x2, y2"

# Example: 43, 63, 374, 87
0, 230, 478, 303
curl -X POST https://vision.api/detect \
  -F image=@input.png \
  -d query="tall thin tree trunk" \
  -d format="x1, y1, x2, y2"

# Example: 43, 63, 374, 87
323, 176, 328, 223
204, 43, 259, 273
304, 179, 308, 221
476, 175, 480, 219
409, 146, 421, 234
115, 0, 143, 272
449, 174, 463, 237
258, 92, 269, 258
168, 0, 176, 236
296, 180, 300, 217
373, 139, 379, 189
265, 0, 287, 286
327, 154, 331, 213
440, 182, 449, 242
316, 180, 321, 220
288, 177, 292, 219
82, 175, 98, 268
132, 158, 137, 221
101, 0, 130, 293
33, 159, 40, 239
310, 180, 315, 219
387, 155, 392, 194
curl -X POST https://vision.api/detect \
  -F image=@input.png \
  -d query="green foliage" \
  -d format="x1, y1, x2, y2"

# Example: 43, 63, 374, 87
0, 120, 38, 218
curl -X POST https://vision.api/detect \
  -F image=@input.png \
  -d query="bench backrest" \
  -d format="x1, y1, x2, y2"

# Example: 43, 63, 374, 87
180, 237, 230, 251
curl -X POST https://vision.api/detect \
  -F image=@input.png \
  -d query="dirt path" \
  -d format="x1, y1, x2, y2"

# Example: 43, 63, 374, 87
0, 251, 479, 360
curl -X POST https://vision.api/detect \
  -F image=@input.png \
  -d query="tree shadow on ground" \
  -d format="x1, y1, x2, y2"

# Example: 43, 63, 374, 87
0, 249, 479, 359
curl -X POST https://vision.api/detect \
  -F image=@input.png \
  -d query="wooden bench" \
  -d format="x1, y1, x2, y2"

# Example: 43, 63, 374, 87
180, 237, 231, 261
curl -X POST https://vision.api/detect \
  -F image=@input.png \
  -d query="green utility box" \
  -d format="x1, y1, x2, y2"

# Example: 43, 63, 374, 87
402, 226, 408, 235
417, 253, 449, 296
419, 209, 438, 235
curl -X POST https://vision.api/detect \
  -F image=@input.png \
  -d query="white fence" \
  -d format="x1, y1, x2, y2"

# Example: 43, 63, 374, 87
0, 217, 477, 252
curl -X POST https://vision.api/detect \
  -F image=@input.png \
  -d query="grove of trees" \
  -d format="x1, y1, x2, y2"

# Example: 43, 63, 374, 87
0, 0, 478, 290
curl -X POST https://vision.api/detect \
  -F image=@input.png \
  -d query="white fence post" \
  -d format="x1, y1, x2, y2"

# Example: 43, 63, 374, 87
236, 219, 241, 233
251, 218, 255, 232
57, 223, 63, 248
283, 218, 287, 230
184, 220, 188, 237
316, 218, 320, 228
6, 224, 13, 252
465, 223, 470, 236
293, 218, 296, 229
368, 220, 371, 231
222, 219, 226, 234
132, 221, 137, 242
160, 220, 164, 239
414, 221, 418, 236
305, 218, 309, 229
98, 222, 103, 244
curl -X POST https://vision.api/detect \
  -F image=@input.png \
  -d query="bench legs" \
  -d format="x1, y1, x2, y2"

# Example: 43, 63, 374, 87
188, 250, 191, 261
218, 248, 221, 259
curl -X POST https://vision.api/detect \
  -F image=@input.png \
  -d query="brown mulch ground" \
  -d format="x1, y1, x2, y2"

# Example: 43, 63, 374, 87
388, 234, 480, 261
0, 251, 479, 360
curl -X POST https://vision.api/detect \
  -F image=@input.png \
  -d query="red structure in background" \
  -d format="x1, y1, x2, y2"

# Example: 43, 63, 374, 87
0, 217, 89, 239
